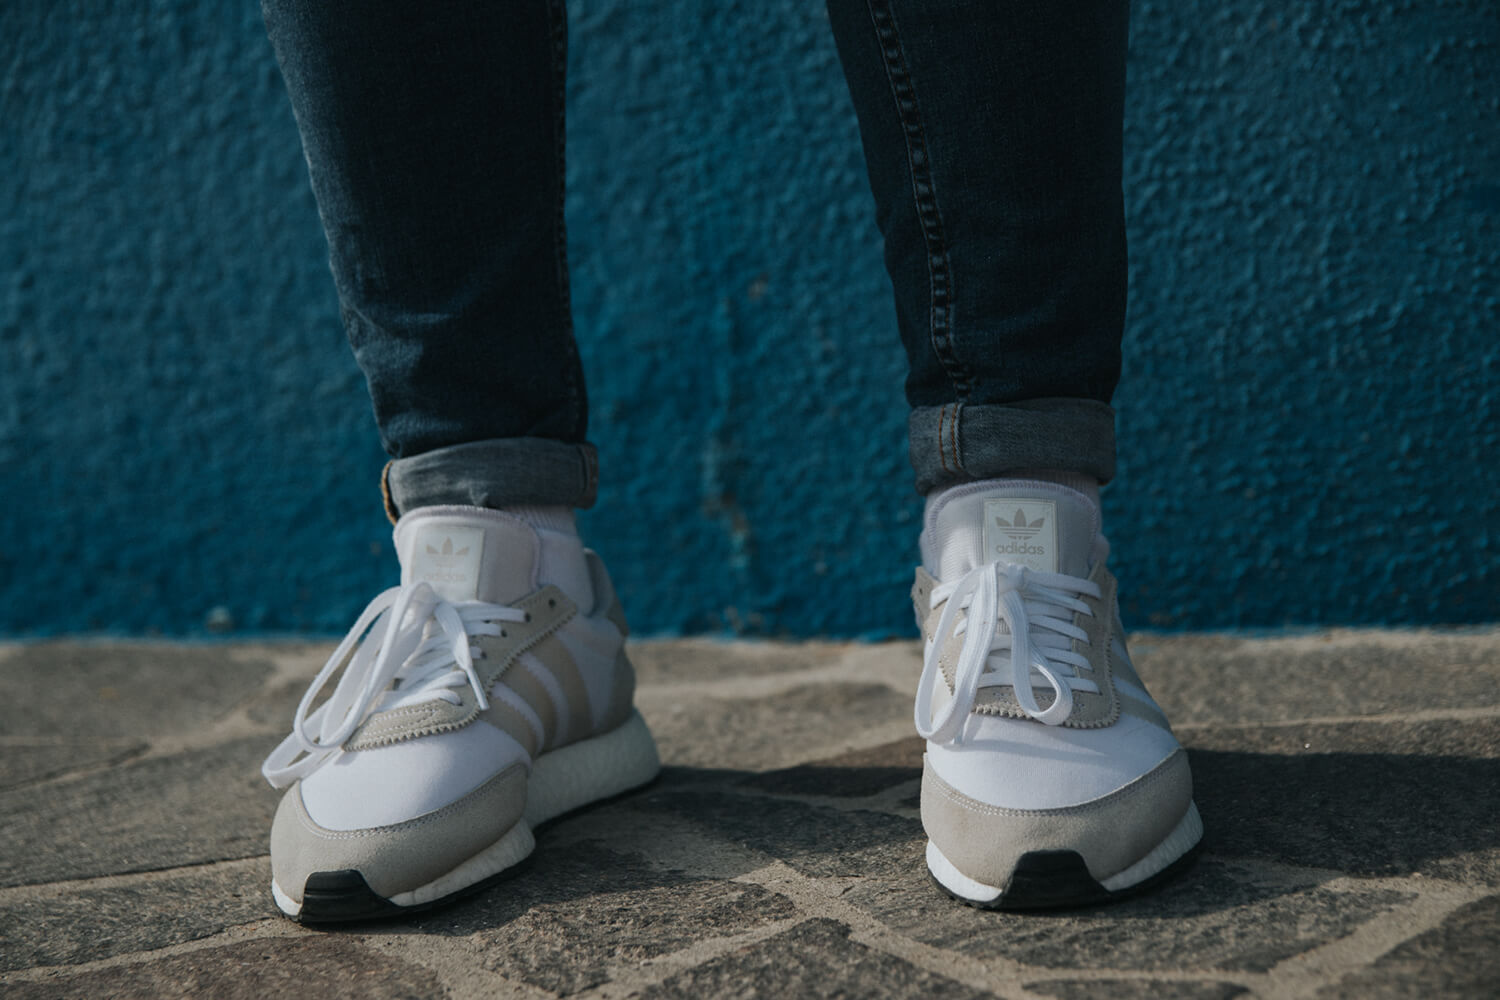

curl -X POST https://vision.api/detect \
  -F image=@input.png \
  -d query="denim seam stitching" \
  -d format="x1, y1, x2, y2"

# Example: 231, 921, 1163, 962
937, 404, 951, 474
950, 400, 964, 472
863, 0, 971, 410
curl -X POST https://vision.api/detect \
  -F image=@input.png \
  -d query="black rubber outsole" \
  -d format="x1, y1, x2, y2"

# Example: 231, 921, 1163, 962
929, 842, 1203, 912
295, 862, 531, 925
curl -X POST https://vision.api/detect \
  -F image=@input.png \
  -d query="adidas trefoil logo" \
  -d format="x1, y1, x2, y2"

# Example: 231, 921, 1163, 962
426, 537, 470, 565
983, 499, 1056, 572
994, 510, 1045, 540
422, 537, 475, 585
411, 525, 485, 600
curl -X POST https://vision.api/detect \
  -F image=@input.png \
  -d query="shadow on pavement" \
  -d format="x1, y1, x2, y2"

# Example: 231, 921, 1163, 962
328, 738, 1498, 941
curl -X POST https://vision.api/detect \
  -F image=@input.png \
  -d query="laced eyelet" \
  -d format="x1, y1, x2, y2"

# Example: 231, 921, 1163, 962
524, 613, 532, 623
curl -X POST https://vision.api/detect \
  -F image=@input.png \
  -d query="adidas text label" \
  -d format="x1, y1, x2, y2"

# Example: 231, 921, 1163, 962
981, 499, 1057, 574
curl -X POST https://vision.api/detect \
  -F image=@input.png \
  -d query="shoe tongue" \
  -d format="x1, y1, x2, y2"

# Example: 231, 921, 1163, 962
393, 506, 539, 605
923, 480, 1099, 581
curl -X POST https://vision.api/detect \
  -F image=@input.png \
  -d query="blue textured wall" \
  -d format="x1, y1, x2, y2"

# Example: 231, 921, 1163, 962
2, 1, 1495, 636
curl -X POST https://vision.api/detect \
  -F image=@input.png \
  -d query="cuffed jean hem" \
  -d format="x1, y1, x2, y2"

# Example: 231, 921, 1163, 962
909, 398, 1117, 495
381, 437, 599, 520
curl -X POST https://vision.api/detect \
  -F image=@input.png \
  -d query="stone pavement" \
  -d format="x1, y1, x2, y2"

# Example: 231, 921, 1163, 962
1, 630, 1498, 998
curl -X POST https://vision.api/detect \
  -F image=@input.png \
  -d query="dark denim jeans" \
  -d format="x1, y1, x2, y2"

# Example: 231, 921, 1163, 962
261, 0, 1127, 514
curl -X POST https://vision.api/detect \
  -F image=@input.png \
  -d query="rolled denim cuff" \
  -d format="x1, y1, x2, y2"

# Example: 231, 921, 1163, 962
909, 398, 1116, 495
382, 437, 599, 520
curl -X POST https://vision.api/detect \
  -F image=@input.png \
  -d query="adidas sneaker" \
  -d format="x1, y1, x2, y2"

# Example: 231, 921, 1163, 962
261, 505, 659, 921
913, 479, 1202, 908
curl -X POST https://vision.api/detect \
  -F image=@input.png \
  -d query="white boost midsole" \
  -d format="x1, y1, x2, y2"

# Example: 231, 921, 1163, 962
272, 710, 660, 916
523, 710, 661, 827
1100, 800, 1203, 891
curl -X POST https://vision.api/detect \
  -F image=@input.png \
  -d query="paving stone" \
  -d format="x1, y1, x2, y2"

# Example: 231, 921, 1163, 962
0, 643, 273, 744
842, 858, 1412, 973
1, 935, 435, 1000
629, 639, 851, 684
739, 737, 922, 798
657, 779, 1417, 973
638, 682, 910, 772
1188, 718, 1500, 884
1133, 630, 1500, 726
0, 742, 147, 791
1318, 893, 1500, 999
1027, 980, 1248, 1000
0, 634, 1492, 992
237, 644, 348, 730
0, 861, 271, 971
0, 736, 279, 888
646, 787, 924, 880
410, 843, 796, 996
638, 917, 997, 1000
242, 676, 311, 730
534, 794, 773, 882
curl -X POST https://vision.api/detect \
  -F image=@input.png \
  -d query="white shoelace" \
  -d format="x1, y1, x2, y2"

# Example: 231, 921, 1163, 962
261, 581, 526, 789
914, 562, 1102, 745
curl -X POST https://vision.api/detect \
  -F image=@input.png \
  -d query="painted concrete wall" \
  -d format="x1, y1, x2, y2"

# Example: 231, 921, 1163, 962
3, 1, 1496, 637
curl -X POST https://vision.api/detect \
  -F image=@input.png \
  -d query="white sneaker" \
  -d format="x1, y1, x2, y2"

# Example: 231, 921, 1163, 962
913, 479, 1202, 908
261, 505, 659, 922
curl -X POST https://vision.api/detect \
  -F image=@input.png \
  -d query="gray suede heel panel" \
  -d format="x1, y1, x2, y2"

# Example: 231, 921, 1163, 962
271, 763, 528, 902
921, 749, 1192, 886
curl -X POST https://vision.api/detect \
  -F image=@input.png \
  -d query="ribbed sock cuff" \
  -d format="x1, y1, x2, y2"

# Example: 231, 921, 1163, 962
500, 505, 577, 535
1008, 469, 1102, 510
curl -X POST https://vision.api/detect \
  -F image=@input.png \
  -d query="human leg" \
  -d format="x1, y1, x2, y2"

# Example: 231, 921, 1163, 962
262, 0, 595, 510
826, 0, 1201, 907
258, 0, 655, 921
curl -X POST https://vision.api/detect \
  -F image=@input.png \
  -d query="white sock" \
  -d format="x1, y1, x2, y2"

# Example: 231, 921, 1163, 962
499, 505, 578, 535
1007, 469, 1101, 510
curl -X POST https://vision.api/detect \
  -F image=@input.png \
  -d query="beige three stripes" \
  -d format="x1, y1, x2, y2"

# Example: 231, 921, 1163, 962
479, 633, 594, 757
